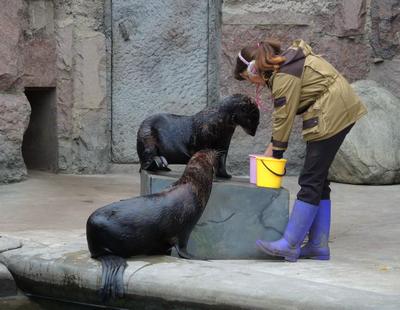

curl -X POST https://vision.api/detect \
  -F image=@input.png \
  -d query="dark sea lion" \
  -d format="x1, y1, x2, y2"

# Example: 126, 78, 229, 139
86, 149, 217, 300
137, 94, 260, 178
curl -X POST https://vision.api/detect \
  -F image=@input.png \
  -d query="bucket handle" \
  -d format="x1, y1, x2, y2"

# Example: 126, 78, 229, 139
261, 160, 286, 177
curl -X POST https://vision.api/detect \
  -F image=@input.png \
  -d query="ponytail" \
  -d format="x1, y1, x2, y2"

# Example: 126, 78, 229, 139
255, 40, 286, 73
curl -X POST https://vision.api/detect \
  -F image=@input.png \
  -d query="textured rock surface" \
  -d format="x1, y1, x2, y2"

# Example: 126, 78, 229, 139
0, 0, 25, 92
368, 58, 400, 100
24, 0, 56, 87
54, 17, 74, 172
53, 1, 109, 174
23, 37, 56, 88
141, 169, 289, 259
67, 31, 108, 173
330, 80, 400, 184
111, 0, 219, 162
370, 0, 400, 59
0, 94, 31, 184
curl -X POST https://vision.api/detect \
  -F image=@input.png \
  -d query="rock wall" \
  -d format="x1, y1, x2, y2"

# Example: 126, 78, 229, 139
219, 0, 400, 176
111, 0, 221, 163
368, 0, 400, 98
1, 0, 399, 183
0, 0, 30, 183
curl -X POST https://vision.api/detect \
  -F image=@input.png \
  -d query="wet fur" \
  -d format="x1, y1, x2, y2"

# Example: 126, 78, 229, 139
137, 94, 260, 178
86, 150, 216, 300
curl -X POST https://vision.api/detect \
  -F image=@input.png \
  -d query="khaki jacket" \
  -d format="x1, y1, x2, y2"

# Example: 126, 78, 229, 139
269, 40, 367, 151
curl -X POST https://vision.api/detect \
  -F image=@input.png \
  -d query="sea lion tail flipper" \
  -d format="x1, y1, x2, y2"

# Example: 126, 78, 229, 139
174, 246, 210, 261
98, 255, 127, 301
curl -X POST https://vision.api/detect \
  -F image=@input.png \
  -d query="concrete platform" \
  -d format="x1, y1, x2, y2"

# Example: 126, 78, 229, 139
1, 230, 400, 310
0, 170, 400, 309
141, 169, 289, 259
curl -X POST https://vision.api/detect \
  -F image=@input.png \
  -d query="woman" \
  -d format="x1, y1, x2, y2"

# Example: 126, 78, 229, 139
234, 39, 367, 262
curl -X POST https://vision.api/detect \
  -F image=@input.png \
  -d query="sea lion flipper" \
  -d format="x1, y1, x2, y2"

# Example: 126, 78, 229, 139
215, 151, 232, 179
154, 156, 171, 171
174, 245, 209, 261
174, 245, 194, 260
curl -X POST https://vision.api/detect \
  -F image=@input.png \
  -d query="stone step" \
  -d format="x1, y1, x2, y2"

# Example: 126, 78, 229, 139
140, 168, 289, 259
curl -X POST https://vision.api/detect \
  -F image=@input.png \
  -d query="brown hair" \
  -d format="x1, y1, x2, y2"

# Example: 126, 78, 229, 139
234, 39, 286, 80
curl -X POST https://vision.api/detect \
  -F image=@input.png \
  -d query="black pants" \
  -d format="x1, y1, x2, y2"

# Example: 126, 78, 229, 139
297, 124, 354, 205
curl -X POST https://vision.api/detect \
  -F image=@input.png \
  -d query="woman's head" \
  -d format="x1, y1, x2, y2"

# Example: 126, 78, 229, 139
234, 40, 286, 84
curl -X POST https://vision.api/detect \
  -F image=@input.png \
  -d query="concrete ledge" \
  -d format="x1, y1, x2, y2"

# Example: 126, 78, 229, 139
0, 231, 399, 310
0, 263, 17, 297
0, 235, 22, 253
141, 168, 289, 259
0, 236, 21, 297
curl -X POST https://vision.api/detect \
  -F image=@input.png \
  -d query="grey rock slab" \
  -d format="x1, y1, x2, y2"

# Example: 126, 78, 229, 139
111, 0, 215, 163
0, 230, 399, 309
141, 168, 289, 259
51, 2, 109, 175
330, 80, 400, 184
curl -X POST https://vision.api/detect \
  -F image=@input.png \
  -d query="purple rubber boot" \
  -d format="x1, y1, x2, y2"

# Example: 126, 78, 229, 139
299, 199, 331, 260
256, 200, 319, 262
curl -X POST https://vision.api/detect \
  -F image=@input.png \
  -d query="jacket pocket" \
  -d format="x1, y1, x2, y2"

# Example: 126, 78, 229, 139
272, 97, 288, 119
302, 102, 325, 138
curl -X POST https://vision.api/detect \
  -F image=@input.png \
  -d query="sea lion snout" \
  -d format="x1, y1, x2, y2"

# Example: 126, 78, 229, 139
231, 95, 260, 136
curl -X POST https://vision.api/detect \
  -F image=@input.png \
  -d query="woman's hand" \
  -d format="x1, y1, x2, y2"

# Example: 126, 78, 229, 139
264, 143, 273, 158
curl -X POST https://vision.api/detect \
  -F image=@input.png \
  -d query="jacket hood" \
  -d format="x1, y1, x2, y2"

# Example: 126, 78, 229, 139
281, 40, 313, 66
291, 40, 314, 56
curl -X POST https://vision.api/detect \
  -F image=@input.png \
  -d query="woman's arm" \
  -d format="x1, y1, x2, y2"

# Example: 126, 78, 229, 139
264, 142, 273, 157
270, 73, 301, 158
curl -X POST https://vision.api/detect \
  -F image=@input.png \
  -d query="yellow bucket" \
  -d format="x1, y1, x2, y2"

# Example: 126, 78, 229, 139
256, 156, 287, 189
